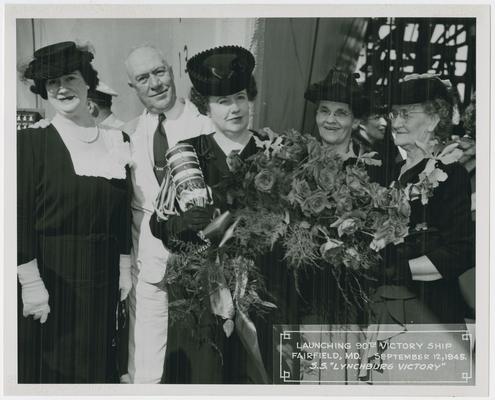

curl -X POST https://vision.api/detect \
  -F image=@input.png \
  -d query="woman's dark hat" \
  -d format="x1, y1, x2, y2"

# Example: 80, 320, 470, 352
361, 87, 387, 118
304, 68, 364, 117
187, 45, 255, 96
24, 41, 94, 80
391, 73, 453, 106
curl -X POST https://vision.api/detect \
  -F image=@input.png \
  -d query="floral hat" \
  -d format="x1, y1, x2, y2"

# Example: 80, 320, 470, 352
391, 73, 453, 106
304, 67, 365, 117
186, 45, 255, 97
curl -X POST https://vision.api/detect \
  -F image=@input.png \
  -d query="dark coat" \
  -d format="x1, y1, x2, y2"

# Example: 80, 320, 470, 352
150, 132, 298, 383
372, 159, 474, 325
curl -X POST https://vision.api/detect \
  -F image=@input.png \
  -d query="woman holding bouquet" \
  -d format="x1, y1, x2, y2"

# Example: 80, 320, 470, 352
287, 68, 387, 383
150, 46, 295, 384
17, 42, 132, 383
301, 69, 377, 326
361, 74, 474, 382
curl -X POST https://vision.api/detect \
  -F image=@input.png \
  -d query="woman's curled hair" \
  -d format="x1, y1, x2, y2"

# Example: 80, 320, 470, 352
422, 98, 453, 140
189, 76, 258, 115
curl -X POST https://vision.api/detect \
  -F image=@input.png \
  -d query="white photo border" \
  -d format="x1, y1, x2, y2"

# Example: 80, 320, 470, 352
3, 3, 491, 397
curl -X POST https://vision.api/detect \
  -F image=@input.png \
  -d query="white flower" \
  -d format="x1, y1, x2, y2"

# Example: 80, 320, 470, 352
100, 129, 133, 179
428, 167, 448, 187
320, 239, 343, 258
437, 143, 463, 165
253, 132, 283, 157
370, 237, 387, 252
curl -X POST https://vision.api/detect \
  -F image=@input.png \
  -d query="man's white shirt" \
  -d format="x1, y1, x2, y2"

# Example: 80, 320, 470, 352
126, 97, 214, 283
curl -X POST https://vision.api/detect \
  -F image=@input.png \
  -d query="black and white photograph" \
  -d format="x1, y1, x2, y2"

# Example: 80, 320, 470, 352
3, 3, 491, 397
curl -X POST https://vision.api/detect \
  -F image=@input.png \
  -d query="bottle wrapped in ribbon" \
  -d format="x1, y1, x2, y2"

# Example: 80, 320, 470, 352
154, 143, 210, 220
166, 143, 210, 211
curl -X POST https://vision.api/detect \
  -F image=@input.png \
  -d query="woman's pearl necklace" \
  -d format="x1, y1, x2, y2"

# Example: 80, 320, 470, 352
70, 126, 100, 144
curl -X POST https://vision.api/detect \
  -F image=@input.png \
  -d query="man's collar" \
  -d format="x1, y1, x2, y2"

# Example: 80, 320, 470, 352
145, 97, 186, 119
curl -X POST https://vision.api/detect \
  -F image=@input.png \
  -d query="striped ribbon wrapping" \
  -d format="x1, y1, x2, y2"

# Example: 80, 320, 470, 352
154, 143, 210, 220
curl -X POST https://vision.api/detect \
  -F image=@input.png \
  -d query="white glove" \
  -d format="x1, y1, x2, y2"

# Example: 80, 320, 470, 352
17, 259, 50, 324
119, 255, 132, 301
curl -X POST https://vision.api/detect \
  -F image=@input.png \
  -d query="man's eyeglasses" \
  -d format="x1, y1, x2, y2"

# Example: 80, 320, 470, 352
388, 109, 425, 122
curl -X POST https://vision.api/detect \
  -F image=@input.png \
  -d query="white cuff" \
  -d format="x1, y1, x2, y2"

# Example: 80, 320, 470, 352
17, 258, 40, 285
409, 256, 443, 281
119, 254, 131, 270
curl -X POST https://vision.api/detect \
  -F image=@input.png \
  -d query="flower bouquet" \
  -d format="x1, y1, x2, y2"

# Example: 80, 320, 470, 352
213, 128, 411, 314
165, 128, 411, 337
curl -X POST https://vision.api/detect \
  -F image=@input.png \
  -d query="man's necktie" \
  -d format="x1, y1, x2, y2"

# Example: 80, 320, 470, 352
153, 113, 169, 184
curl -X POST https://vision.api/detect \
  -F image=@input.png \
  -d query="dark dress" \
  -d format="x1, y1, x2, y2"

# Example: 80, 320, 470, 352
150, 132, 298, 384
359, 160, 474, 383
371, 159, 474, 325
17, 125, 132, 383
352, 125, 402, 187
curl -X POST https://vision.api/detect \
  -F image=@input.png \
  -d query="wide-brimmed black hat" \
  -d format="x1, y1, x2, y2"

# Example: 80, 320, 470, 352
24, 41, 94, 80
187, 45, 255, 96
391, 74, 453, 106
304, 68, 364, 117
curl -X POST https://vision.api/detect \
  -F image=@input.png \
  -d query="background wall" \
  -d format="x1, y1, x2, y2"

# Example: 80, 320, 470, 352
253, 18, 359, 134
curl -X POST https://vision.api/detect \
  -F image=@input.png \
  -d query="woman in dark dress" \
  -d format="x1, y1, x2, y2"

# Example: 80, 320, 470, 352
354, 89, 401, 187
300, 68, 373, 325
150, 46, 297, 384
17, 42, 132, 383
290, 68, 378, 383
361, 74, 474, 382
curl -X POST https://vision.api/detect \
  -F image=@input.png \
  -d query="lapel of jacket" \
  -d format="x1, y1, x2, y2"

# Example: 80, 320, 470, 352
398, 158, 429, 188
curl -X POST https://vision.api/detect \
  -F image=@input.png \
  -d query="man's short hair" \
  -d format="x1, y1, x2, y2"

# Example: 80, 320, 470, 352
124, 44, 169, 80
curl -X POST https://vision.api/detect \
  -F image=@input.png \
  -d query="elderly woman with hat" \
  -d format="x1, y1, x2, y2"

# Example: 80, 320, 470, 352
299, 69, 378, 326
360, 74, 474, 382
149, 45, 297, 384
17, 41, 132, 383
304, 68, 365, 156
288, 69, 382, 382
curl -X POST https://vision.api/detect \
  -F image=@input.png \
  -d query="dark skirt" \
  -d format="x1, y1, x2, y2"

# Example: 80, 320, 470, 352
18, 235, 120, 383
164, 310, 255, 384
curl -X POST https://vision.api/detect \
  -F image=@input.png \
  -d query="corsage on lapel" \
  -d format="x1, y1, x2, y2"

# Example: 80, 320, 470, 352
102, 129, 133, 179
404, 140, 463, 205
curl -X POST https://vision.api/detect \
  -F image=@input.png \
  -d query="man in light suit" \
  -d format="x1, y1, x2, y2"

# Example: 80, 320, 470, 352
124, 45, 214, 383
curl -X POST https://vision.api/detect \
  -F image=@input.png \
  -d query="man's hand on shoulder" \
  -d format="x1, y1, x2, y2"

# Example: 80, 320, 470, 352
30, 119, 51, 129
